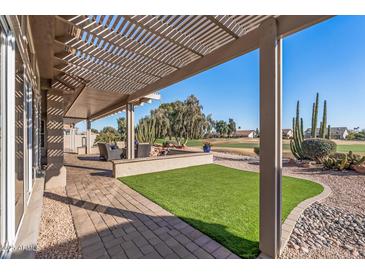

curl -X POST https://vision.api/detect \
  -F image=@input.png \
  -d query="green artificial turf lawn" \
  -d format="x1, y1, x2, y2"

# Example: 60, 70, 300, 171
120, 164, 323, 258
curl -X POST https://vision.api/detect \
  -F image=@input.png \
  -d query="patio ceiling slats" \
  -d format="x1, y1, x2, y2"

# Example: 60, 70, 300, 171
57, 49, 152, 87
57, 16, 179, 79
41, 15, 330, 120
53, 15, 262, 97
85, 16, 182, 69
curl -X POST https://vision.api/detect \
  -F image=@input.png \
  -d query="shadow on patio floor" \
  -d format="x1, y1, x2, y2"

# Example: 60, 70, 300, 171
64, 164, 112, 175
36, 191, 257, 259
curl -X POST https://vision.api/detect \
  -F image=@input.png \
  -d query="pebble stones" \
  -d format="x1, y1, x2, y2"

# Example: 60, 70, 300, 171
286, 202, 365, 258
36, 189, 82, 259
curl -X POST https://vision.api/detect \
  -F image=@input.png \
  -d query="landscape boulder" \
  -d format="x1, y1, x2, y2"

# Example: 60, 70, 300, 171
353, 164, 365, 174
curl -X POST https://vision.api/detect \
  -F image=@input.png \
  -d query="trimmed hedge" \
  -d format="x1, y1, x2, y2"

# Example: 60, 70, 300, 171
302, 138, 337, 163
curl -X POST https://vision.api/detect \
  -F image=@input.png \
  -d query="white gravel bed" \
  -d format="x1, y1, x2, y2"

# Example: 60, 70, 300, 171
281, 202, 365, 259
213, 151, 365, 259
35, 188, 81, 259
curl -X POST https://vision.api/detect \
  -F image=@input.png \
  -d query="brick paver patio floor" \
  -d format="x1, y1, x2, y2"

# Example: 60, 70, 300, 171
62, 154, 240, 259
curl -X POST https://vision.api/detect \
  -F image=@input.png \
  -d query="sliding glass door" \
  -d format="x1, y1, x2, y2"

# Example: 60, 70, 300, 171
14, 44, 25, 231
0, 16, 38, 251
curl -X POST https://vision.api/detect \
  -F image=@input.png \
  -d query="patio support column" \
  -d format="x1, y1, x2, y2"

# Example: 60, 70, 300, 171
70, 124, 76, 152
126, 103, 135, 159
86, 119, 91, 154
259, 18, 282, 258
45, 87, 66, 190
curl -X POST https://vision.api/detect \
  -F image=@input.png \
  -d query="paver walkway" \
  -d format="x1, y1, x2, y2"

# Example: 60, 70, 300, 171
63, 154, 239, 259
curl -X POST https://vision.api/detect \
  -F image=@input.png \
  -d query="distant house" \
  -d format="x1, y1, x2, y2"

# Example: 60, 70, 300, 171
234, 130, 256, 138
304, 127, 349, 140
330, 127, 349, 140
282, 129, 293, 139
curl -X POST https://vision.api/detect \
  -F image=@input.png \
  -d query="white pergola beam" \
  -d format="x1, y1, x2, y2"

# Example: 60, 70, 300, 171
259, 18, 282, 258
143, 92, 161, 100
86, 119, 92, 154
88, 93, 160, 122
126, 103, 135, 159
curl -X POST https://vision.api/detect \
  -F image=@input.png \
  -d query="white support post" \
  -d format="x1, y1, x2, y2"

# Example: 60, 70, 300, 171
126, 103, 135, 159
86, 120, 91, 154
70, 125, 75, 152
259, 18, 282, 258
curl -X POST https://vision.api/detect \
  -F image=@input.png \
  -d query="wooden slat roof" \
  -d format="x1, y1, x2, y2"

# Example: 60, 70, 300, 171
29, 15, 331, 120
53, 15, 274, 96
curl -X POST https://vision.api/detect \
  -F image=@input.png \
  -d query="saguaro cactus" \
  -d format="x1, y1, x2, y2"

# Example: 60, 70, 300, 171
327, 124, 331, 140
311, 93, 319, 138
290, 101, 306, 160
319, 100, 327, 138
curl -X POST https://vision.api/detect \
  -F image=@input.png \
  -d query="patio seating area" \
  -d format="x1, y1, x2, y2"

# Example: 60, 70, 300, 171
97, 143, 153, 161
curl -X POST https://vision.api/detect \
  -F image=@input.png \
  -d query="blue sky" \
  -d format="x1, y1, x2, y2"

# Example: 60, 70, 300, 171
80, 16, 365, 132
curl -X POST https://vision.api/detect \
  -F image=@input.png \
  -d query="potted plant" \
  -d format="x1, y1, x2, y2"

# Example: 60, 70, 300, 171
203, 142, 212, 153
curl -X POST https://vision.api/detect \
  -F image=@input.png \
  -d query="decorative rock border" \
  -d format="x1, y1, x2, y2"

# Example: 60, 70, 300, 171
280, 180, 332, 254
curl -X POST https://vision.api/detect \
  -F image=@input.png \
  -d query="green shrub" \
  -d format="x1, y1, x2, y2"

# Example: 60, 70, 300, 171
253, 147, 259, 155
302, 138, 336, 163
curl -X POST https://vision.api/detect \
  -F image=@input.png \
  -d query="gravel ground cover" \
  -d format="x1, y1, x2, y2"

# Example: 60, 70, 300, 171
35, 188, 81, 259
281, 202, 365, 259
213, 152, 365, 259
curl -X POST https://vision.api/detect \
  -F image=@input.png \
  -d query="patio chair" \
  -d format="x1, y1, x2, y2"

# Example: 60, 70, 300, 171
98, 143, 124, 161
136, 143, 152, 158
97, 143, 108, 160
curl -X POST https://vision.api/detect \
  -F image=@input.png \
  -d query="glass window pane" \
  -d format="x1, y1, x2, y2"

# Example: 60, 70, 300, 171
15, 44, 24, 231
32, 95, 38, 182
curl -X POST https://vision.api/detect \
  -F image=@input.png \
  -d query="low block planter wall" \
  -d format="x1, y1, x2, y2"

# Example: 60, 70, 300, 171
112, 151, 213, 178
